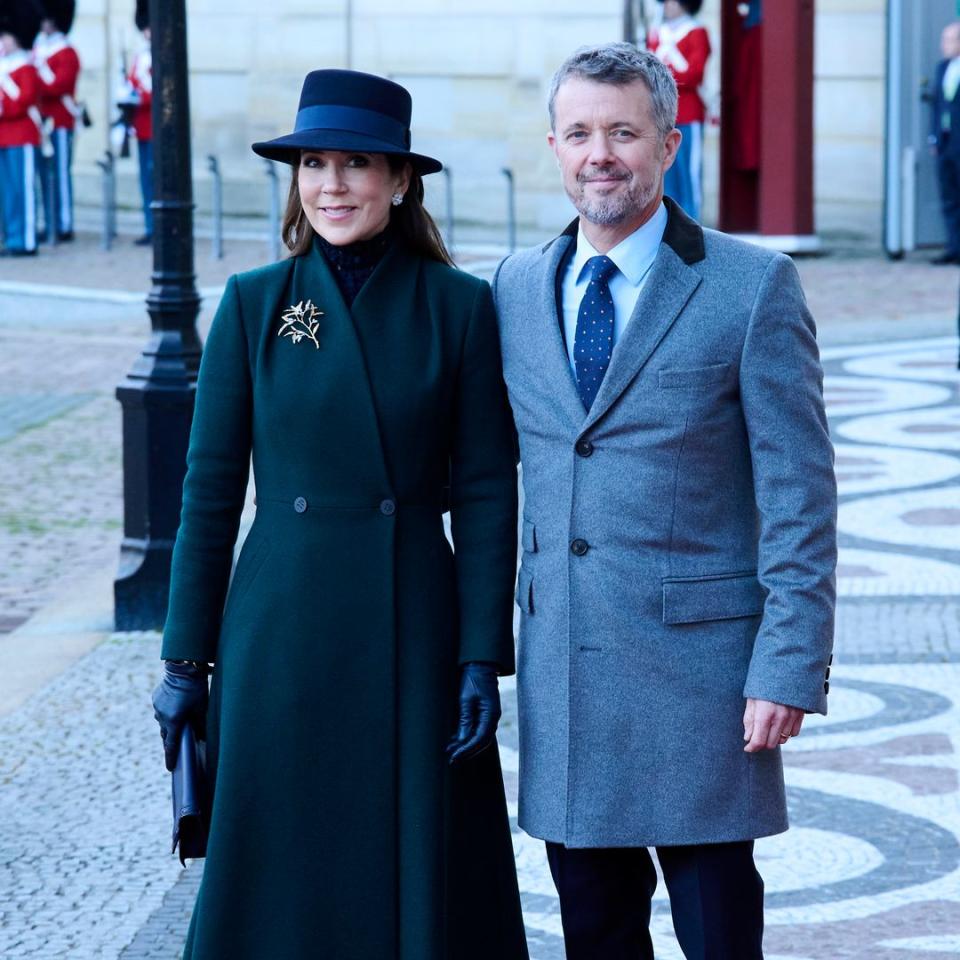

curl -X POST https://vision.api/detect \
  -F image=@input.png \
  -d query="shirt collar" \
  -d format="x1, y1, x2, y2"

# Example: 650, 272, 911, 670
572, 201, 669, 287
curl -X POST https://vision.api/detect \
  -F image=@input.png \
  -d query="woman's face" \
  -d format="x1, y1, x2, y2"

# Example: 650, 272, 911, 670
298, 150, 410, 246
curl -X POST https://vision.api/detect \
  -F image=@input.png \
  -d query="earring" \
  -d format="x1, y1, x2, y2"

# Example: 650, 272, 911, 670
391, 192, 404, 206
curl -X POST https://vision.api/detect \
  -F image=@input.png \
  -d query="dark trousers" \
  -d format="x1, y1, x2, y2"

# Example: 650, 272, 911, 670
137, 139, 154, 237
546, 840, 764, 960
937, 149, 960, 256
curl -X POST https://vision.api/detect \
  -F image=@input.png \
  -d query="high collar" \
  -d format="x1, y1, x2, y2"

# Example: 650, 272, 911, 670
552, 196, 705, 266
313, 226, 394, 272
0, 50, 30, 73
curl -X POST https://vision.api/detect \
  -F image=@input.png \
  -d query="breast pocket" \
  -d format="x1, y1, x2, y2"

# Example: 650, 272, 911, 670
658, 362, 732, 390
662, 571, 765, 624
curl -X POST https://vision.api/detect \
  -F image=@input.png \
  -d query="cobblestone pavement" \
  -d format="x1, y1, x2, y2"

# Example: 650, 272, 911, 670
1, 246, 960, 957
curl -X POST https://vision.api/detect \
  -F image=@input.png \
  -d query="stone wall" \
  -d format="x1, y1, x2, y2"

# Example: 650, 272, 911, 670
66, 0, 885, 244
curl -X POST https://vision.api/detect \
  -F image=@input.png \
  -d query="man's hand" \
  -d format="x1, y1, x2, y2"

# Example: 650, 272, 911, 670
743, 698, 804, 753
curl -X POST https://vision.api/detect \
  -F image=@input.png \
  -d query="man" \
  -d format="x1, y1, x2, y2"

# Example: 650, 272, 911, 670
648, 0, 710, 220
493, 44, 836, 958
33, 1, 80, 242
0, 6, 41, 257
128, 3, 152, 245
929, 21, 960, 265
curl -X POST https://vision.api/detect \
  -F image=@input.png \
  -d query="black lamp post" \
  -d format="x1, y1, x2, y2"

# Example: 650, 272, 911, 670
114, 0, 201, 629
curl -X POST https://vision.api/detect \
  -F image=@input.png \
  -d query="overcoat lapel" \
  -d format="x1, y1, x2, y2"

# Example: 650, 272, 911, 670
537, 234, 590, 429
290, 244, 393, 493
581, 242, 701, 433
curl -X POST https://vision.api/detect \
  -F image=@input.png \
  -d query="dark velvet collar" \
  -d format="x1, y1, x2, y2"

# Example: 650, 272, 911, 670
549, 196, 705, 266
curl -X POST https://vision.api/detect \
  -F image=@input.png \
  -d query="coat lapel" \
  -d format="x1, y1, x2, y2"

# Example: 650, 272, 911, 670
581, 242, 701, 432
536, 233, 591, 429
290, 242, 393, 493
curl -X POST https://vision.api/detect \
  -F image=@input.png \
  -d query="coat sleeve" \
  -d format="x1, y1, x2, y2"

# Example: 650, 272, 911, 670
37, 48, 80, 97
161, 276, 253, 662
739, 255, 836, 715
449, 280, 520, 675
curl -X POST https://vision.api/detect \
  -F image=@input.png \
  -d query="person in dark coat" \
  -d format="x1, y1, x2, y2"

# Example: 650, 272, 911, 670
930, 21, 960, 264
151, 69, 528, 960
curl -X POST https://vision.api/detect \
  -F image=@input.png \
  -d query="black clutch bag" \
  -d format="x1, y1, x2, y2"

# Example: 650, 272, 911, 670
171, 725, 210, 865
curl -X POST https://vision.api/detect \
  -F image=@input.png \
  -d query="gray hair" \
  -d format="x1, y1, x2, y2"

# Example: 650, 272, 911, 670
547, 42, 678, 142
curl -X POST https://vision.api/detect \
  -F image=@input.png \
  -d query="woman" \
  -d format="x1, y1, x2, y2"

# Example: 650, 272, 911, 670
151, 69, 528, 960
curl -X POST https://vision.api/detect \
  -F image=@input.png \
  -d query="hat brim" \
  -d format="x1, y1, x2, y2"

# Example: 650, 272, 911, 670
251, 129, 442, 175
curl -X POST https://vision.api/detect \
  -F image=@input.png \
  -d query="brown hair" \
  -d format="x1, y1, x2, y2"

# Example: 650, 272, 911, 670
281, 154, 453, 266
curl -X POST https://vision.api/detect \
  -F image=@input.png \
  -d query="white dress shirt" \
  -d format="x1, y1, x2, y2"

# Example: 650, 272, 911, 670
561, 202, 669, 373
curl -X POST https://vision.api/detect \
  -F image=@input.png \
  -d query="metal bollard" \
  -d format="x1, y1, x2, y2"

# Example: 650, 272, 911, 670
264, 159, 281, 262
441, 166, 454, 256
96, 151, 117, 252
207, 154, 224, 260
501, 168, 516, 254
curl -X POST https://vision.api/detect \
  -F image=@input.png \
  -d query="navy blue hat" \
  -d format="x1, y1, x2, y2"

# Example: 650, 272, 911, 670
252, 69, 442, 175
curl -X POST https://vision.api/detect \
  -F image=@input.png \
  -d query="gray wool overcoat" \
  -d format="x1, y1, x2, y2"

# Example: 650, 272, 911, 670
492, 200, 837, 848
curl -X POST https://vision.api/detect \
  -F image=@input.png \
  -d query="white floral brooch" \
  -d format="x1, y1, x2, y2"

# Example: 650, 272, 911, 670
278, 299, 323, 349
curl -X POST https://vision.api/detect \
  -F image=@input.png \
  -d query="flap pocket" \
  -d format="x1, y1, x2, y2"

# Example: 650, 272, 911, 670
659, 362, 731, 389
521, 518, 538, 553
515, 565, 534, 614
662, 572, 764, 625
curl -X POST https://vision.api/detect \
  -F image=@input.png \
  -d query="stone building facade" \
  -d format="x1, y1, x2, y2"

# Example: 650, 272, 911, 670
67, 0, 884, 245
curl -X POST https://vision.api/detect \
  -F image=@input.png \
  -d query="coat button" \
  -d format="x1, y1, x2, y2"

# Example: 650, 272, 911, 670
825, 666, 831, 680
570, 538, 589, 556
294, 496, 308, 514
824, 680, 830, 695
380, 498, 397, 516
575, 439, 594, 458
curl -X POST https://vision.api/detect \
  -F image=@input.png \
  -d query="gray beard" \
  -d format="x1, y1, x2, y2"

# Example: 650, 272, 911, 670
571, 170, 660, 226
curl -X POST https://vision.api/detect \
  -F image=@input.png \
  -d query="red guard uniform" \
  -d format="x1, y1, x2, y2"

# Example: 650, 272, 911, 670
128, 44, 152, 142
33, 31, 81, 238
127, 40, 153, 237
0, 49, 40, 252
648, 16, 711, 125
648, 15, 712, 220
0, 50, 40, 148
34, 33, 80, 130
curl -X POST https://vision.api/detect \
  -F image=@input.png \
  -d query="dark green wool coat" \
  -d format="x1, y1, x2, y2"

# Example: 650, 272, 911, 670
161, 239, 528, 960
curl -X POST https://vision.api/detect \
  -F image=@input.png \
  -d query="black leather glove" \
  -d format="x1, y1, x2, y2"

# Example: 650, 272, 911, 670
446, 662, 501, 764
152, 660, 209, 772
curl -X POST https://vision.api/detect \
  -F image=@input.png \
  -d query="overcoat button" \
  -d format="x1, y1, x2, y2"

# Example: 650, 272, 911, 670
575, 439, 594, 458
380, 499, 397, 516
825, 666, 831, 680
570, 538, 589, 556
294, 496, 308, 514
824, 680, 830, 695
828, 654, 834, 666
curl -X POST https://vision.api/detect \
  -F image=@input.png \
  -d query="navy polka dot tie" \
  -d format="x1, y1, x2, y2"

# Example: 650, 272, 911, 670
574, 255, 618, 411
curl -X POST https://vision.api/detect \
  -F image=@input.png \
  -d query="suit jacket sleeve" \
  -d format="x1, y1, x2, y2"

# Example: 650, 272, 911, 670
449, 280, 519, 674
161, 276, 252, 662
739, 255, 836, 715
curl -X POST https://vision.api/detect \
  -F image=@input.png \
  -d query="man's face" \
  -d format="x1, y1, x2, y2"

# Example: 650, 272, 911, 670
548, 77, 679, 230
942, 24, 960, 59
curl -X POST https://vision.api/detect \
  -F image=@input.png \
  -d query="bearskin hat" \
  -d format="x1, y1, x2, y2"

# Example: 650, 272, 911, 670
39, 0, 74, 34
135, 0, 149, 32
0, 0, 44, 49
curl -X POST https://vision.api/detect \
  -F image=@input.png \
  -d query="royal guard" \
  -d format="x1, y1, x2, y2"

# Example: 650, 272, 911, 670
33, 0, 80, 242
0, 3, 42, 257
128, 0, 152, 245
648, 0, 711, 220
